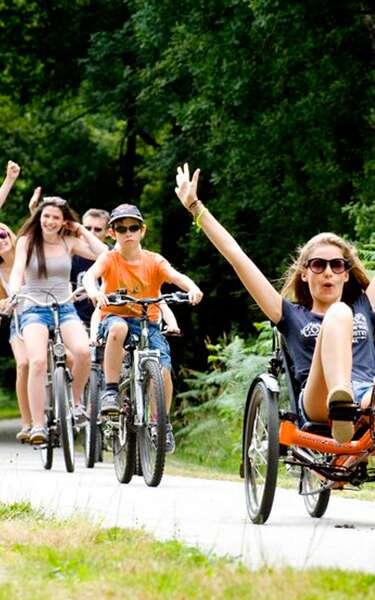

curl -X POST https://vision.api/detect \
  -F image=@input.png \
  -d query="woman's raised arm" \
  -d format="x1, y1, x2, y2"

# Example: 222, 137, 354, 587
175, 163, 282, 324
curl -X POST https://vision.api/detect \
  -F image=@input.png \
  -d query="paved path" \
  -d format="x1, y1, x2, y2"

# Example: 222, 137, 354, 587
1, 419, 375, 572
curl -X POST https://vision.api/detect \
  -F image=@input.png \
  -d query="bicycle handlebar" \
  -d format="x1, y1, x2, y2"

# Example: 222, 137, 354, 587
106, 290, 190, 306
11, 286, 87, 308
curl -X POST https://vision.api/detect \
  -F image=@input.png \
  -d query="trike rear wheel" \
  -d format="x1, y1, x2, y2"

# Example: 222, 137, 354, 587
301, 465, 331, 518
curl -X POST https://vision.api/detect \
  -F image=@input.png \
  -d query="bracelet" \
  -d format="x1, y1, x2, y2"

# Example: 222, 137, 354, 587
194, 206, 207, 231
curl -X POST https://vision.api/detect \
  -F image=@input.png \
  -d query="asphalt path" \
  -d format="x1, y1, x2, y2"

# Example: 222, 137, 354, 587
1, 419, 375, 573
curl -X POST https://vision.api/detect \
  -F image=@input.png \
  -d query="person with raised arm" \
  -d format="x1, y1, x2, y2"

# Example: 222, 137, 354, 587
175, 163, 375, 444
0, 161, 21, 209
9, 197, 107, 445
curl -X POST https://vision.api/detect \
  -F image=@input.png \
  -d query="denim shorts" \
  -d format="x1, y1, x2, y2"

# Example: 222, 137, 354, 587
20, 303, 81, 332
299, 380, 373, 425
98, 314, 171, 370
9, 316, 16, 342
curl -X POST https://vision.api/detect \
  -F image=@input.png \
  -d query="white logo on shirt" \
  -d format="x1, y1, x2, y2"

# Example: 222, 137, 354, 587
300, 312, 368, 343
301, 322, 321, 337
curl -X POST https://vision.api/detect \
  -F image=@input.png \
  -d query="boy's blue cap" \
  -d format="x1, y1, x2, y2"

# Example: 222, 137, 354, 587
109, 204, 144, 225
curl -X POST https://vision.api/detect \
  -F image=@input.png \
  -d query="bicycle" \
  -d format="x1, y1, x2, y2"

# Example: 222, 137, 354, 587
241, 328, 375, 524
98, 290, 190, 487
12, 287, 86, 473
82, 339, 105, 468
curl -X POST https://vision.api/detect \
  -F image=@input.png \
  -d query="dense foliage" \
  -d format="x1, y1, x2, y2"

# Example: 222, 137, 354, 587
0, 0, 374, 368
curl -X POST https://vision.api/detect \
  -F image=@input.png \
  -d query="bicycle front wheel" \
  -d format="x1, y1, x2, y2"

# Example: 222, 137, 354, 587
244, 380, 279, 524
83, 367, 101, 468
55, 366, 75, 473
138, 359, 166, 487
113, 382, 136, 483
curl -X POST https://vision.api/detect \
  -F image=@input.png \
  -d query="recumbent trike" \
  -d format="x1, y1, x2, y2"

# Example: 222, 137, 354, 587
241, 328, 375, 524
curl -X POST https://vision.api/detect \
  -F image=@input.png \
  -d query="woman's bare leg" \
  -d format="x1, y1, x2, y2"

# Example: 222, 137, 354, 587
22, 324, 49, 428
10, 337, 31, 428
303, 302, 353, 422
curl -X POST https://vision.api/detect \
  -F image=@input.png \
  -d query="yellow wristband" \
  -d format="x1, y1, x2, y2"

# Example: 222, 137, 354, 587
194, 207, 207, 231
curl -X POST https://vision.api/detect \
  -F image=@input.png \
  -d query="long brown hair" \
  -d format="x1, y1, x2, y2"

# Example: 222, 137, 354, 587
17, 197, 79, 278
281, 232, 370, 309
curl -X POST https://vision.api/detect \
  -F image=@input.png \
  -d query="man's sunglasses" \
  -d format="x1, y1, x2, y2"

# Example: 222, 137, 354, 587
0, 229, 9, 240
85, 226, 104, 233
306, 257, 350, 274
114, 224, 141, 234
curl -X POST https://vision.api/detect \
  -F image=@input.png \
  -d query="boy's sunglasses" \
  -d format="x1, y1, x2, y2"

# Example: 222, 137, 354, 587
85, 226, 104, 233
0, 229, 9, 240
114, 224, 141, 234
306, 257, 350, 274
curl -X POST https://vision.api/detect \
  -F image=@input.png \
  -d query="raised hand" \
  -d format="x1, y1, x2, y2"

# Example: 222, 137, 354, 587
6, 161, 21, 182
28, 186, 42, 214
175, 163, 200, 210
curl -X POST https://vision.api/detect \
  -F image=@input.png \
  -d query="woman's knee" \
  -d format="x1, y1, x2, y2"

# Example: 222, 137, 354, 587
324, 302, 352, 326
29, 356, 47, 375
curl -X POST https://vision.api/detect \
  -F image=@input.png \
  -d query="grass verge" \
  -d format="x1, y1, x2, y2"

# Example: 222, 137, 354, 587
0, 502, 374, 599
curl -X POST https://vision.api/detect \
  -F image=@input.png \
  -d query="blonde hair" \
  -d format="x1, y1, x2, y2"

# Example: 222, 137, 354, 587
0, 222, 17, 299
281, 232, 370, 309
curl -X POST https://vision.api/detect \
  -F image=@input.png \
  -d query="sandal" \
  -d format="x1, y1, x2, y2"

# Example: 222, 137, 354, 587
327, 387, 356, 443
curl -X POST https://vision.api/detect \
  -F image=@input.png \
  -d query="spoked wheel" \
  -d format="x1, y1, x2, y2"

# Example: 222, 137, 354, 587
83, 367, 101, 468
40, 386, 54, 470
55, 366, 75, 473
301, 463, 331, 518
139, 359, 166, 487
134, 438, 143, 476
112, 385, 136, 483
244, 379, 279, 524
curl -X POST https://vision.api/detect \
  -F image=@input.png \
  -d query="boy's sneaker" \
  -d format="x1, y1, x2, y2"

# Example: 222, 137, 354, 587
100, 391, 120, 417
150, 421, 176, 454
165, 422, 176, 454
73, 404, 87, 427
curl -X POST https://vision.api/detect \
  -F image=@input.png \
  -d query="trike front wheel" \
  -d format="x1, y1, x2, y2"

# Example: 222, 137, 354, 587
244, 380, 279, 524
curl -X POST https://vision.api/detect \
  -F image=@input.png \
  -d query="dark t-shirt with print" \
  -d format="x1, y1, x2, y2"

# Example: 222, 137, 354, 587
276, 294, 375, 386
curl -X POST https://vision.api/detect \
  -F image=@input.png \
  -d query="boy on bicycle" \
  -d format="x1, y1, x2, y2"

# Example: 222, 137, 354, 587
83, 203, 203, 453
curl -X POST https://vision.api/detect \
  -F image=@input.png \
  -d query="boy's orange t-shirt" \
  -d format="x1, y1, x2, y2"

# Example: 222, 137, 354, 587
100, 249, 174, 322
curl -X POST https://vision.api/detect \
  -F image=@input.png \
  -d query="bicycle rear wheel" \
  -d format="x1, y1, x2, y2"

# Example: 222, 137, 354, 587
112, 383, 136, 483
301, 464, 331, 518
40, 381, 54, 470
55, 366, 75, 473
244, 379, 279, 524
83, 367, 101, 468
138, 359, 166, 487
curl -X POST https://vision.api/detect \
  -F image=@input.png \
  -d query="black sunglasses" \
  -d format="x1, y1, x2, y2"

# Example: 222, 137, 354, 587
114, 224, 141, 234
0, 229, 9, 240
85, 225, 104, 233
306, 257, 350, 274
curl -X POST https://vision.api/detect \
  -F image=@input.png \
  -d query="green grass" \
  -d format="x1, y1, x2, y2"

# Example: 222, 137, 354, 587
0, 502, 374, 599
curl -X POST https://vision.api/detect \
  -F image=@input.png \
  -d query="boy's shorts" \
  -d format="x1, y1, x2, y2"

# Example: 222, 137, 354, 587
98, 314, 171, 370
20, 304, 81, 332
